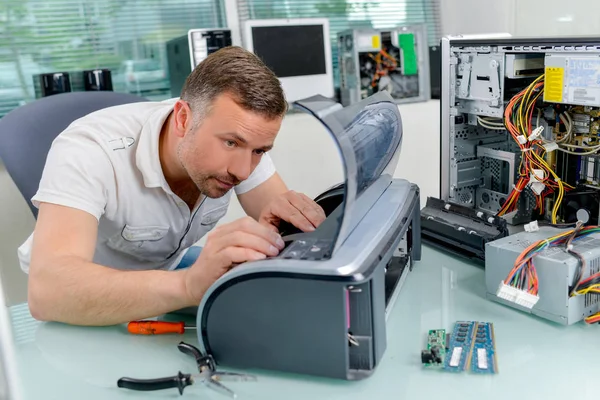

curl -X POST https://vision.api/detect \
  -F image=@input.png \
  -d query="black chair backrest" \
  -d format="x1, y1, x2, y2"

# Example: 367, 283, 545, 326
0, 91, 148, 218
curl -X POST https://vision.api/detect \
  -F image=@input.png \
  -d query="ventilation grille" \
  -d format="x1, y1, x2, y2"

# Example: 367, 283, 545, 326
455, 127, 468, 139
589, 257, 600, 276
480, 157, 503, 192
584, 257, 600, 308
456, 188, 474, 204
585, 293, 599, 308
523, 188, 536, 213
513, 239, 563, 256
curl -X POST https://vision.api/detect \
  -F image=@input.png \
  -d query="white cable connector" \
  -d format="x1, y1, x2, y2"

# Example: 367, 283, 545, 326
530, 182, 545, 195
529, 169, 545, 195
543, 141, 558, 152
517, 135, 527, 144
524, 220, 539, 232
530, 169, 544, 182
528, 126, 544, 141
496, 281, 539, 309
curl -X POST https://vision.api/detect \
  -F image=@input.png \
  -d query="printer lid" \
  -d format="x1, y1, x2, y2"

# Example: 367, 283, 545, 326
293, 91, 403, 254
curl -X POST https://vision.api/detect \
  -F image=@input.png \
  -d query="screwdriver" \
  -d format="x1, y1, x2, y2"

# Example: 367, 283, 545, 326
127, 321, 197, 335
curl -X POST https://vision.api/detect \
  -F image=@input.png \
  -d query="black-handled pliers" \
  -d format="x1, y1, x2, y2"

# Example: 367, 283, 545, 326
117, 341, 256, 397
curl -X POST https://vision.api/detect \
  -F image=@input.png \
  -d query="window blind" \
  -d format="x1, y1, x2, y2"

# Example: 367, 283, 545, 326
236, 0, 441, 84
0, 0, 225, 119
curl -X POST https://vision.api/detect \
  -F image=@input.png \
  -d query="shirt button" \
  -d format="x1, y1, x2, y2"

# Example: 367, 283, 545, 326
177, 202, 185, 207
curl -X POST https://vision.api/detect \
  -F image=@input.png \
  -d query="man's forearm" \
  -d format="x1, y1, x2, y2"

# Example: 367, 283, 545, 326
28, 256, 195, 326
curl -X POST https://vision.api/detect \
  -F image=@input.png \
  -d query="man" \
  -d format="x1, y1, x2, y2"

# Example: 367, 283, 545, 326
18, 46, 326, 326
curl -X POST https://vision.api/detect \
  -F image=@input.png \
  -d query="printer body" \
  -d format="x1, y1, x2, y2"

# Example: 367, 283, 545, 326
195, 92, 422, 380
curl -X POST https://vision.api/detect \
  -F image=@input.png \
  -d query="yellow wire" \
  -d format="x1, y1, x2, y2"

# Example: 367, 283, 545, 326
503, 74, 572, 223
575, 285, 600, 296
518, 75, 544, 136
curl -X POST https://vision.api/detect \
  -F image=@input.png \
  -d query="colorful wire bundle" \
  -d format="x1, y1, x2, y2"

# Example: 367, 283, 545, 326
496, 75, 574, 223
504, 225, 600, 323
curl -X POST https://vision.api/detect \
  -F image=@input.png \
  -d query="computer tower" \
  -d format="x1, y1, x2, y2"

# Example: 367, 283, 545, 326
429, 45, 441, 99
421, 35, 600, 262
166, 28, 232, 97
337, 24, 430, 106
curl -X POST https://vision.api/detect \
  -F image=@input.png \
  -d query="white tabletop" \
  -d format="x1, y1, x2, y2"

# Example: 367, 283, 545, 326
7, 244, 600, 400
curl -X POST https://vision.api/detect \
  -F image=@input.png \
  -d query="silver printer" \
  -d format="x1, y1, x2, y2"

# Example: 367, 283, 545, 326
194, 91, 422, 380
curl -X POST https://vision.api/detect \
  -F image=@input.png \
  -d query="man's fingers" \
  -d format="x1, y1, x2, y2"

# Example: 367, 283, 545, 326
214, 216, 284, 249
214, 230, 282, 258
298, 192, 326, 223
273, 198, 317, 232
221, 247, 267, 264
259, 220, 280, 233
286, 192, 326, 229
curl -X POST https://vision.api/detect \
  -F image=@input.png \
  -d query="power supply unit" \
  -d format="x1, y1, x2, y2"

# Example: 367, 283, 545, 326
485, 226, 600, 325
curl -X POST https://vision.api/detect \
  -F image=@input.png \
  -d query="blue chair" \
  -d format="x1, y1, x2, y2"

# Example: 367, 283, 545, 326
0, 91, 148, 219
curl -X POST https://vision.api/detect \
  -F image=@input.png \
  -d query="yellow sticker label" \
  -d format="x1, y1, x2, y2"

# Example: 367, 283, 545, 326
372, 35, 380, 49
544, 67, 564, 103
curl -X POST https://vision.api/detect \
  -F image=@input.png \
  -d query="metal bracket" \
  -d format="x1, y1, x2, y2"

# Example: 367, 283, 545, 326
458, 56, 472, 98
477, 145, 517, 191
488, 59, 501, 106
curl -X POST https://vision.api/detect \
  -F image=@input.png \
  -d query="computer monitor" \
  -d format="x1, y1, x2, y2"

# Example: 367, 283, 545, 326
243, 18, 334, 103
0, 271, 22, 400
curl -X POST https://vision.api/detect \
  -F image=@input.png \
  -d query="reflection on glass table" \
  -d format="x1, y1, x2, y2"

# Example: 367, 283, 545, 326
7, 245, 600, 400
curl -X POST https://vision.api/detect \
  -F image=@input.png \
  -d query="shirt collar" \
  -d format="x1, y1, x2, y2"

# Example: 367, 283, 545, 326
135, 100, 177, 189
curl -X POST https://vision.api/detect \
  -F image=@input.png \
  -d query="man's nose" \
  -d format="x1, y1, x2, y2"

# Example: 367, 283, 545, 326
228, 152, 252, 182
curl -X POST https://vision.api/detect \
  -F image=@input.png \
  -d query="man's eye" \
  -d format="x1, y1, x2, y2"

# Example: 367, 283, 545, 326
225, 140, 236, 148
254, 149, 265, 155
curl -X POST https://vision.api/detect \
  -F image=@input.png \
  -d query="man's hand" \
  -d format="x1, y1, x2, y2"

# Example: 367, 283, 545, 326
258, 190, 326, 233
183, 216, 285, 303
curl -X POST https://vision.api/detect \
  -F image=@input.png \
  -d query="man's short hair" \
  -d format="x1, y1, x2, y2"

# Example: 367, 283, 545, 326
180, 46, 287, 124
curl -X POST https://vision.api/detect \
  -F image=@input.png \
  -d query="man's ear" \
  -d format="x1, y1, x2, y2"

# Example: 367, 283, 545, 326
172, 100, 193, 138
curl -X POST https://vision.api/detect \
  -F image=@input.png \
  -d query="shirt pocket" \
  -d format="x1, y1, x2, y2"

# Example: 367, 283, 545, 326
200, 204, 229, 228
106, 225, 174, 263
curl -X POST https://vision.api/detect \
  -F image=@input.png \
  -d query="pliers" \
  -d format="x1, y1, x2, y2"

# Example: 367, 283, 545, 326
117, 341, 256, 398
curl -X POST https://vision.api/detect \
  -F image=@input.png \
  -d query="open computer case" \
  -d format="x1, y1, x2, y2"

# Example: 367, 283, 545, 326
337, 24, 430, 107
421, 34, 600, 262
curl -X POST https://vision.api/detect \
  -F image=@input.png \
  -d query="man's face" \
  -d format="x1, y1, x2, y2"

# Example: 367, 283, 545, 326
177, 93, 282, 198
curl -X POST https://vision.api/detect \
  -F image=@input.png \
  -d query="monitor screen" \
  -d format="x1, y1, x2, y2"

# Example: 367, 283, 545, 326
251, 25, 327, 78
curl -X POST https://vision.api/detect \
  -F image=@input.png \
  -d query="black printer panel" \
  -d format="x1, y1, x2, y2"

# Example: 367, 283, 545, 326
278, 238, 333, 261
273, 184, 344, 261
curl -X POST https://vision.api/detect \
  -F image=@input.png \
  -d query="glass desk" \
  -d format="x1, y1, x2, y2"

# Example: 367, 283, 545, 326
8, 245, 600, 399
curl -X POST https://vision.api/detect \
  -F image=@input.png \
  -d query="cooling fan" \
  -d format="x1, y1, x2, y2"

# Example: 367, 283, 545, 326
560, 188, 600, 225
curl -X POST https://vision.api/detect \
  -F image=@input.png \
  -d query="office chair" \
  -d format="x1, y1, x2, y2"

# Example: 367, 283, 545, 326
0, 91, 148, 219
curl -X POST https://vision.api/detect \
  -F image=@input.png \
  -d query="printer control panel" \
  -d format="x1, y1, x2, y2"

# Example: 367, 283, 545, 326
278, 238, 333, 261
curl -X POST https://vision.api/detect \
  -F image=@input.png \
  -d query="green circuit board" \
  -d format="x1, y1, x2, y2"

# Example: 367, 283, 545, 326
421, 329, 446, 367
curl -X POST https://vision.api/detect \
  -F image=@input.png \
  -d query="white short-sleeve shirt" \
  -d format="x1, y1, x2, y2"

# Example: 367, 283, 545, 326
17, 99, 276, 272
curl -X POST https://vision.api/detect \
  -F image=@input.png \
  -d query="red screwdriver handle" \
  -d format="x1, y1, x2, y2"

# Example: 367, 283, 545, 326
127, 321, 185, 335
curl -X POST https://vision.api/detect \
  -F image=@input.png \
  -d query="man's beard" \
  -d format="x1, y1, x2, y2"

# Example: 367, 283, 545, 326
177, 145, 240, 198
189, 171, 240, 198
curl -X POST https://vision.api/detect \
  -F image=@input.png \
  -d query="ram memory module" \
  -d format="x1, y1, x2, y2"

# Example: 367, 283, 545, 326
443, 321, 475, 372
470, 322, 498, 374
